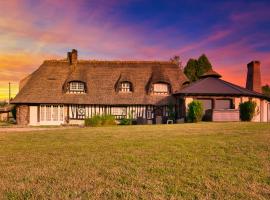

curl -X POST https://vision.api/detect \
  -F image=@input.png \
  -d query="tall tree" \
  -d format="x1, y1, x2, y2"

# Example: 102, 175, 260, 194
197, 54, 213, 77
184, 54, 213, 82
184, 59, 198, 82
262, 84, 270, 97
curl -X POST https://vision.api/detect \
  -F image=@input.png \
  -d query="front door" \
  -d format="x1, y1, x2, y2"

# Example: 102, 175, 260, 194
154, 106, 163, 124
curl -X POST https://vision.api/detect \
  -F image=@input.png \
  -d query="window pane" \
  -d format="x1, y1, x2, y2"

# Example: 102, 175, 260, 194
46, 105, 51, 121
53, 106, 58, 121
120, 82, 131, 92
153, 83, 168, 93
198, 99, 212, 112
216, 100, 232, 109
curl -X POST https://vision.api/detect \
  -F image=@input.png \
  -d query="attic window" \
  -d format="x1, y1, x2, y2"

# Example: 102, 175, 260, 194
120, 82, 132, 92
68, 81, 86, 93
153, 83, 169, 95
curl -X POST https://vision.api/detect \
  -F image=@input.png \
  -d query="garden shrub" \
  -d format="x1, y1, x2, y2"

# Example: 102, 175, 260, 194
85, 115, 116, 127
239, 101, 257, 121
119, 118, 132, 125
187, 100, 204, 122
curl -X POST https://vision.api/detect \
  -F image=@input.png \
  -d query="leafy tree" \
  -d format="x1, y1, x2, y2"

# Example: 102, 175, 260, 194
262, 84, 270, 97
197, 54, 213, 77
184, 58, 198, 82
184, 54, 213, 82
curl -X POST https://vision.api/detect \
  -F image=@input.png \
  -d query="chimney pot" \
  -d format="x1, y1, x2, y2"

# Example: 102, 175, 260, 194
246, 60, 262, 93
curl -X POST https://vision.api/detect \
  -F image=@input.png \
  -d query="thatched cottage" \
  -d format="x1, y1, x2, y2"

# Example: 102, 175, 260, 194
12, 50, 270, 125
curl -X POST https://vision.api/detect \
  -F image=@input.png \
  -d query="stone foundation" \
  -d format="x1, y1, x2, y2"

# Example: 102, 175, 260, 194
16, 105, 29, 125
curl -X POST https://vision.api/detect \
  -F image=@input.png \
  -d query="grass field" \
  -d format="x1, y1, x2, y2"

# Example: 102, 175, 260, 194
0, 123, 270, 200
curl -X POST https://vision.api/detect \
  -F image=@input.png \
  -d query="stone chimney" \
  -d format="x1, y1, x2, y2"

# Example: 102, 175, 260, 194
67, 49, 78, 65
246, 61, 262, 93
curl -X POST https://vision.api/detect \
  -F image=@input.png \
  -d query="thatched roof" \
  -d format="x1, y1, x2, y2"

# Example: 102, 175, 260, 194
175, 76, 269, 100
12, 57, 188, 105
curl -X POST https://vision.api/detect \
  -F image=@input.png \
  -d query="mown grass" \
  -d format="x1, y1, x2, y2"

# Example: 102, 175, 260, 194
0, 122, 270, 199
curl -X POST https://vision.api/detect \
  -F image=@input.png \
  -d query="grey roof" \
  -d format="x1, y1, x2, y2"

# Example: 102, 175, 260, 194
174, 77, 269, 100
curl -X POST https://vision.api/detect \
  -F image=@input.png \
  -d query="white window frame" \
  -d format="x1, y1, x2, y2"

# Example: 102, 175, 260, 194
39, 105, 64, 124
69, 82, 85, 93
153, 83, 169, 95
120, 82, 132, 92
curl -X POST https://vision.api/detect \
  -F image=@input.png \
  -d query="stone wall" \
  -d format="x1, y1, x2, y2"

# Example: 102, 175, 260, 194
16, 105, 29, 125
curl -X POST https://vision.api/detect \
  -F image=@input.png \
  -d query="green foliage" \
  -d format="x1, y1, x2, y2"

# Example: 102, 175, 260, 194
85, 115, 116, 127
239, 101, 257, 121
184, 54, 213, 82
184, 59, 198, 82
120, 118, 132, 125
197, 54, 212, 77
120, 111, 134, 125
187, 100, 204, 123
262, 84, 270, 97
0, 101, 7, 107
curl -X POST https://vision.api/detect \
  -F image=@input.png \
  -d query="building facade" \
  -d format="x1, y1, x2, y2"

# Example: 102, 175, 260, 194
12, 50, 270, 125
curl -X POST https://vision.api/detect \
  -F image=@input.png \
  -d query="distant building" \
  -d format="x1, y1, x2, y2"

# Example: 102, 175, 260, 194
12, 50, 270, 125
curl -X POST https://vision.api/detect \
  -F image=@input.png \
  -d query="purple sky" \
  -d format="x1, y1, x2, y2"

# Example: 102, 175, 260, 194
0, 0, 270, 99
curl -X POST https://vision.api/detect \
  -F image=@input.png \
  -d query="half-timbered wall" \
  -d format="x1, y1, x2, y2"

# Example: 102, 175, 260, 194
68, 105, 170, 120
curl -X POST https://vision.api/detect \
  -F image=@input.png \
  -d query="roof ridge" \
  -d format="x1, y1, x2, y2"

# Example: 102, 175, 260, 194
43, 59, 176, 65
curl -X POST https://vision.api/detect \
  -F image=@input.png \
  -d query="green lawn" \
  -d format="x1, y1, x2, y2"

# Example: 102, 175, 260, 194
0, 123, 270, 200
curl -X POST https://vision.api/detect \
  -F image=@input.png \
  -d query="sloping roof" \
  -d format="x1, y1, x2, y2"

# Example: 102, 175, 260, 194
174, 77, 269, 99
12, 59, 188, 105
200, 69, 222, 78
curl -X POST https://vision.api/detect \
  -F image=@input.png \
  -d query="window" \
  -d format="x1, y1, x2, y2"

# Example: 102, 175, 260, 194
53, 106, 58, 121
120, 82, 132, 92
40, 105, 45, 121
111, 107, 127, 119
153, 83, 169, 94
46, 105, 51, 121
40, 105, 64, 122
215, 99, 232, 109
69, 82, 85, 93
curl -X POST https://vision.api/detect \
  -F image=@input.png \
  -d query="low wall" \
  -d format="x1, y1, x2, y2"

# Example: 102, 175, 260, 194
212, 109, 240, 122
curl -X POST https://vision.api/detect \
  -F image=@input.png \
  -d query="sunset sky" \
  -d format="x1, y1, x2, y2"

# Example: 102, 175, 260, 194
0, 0, 270, 100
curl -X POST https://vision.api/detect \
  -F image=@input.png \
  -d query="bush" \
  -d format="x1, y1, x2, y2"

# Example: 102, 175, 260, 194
187, 100, 204, 122
119, 118, 132, 125
239, 101, 257, 121
85, 115, 116, 127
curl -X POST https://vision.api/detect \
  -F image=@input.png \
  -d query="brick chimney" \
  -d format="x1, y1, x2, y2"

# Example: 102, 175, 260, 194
67, 49, 78, 65
246, 61, 262, 93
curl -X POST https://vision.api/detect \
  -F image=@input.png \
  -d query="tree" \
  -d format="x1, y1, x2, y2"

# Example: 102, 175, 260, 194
197, 54, 213, 77
184, 54, 213, 82
170, 55, 183, 70
262, 84, 270, 97
184, 58, 198, 82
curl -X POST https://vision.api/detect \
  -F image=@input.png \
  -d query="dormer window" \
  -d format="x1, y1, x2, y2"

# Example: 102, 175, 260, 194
152, 83, 170, 95
120, 82, 132, 92
68, 81, 86, 93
